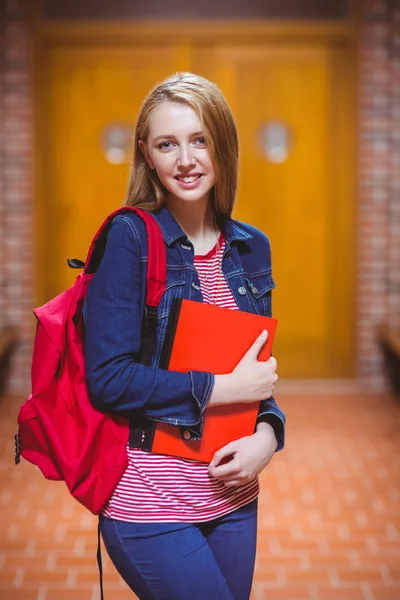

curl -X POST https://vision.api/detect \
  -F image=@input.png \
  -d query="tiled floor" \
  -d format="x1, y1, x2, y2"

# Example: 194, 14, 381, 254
1, 392, 400, 600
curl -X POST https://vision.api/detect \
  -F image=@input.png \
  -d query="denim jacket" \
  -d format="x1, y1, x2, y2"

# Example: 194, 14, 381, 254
83, 205, 286, 451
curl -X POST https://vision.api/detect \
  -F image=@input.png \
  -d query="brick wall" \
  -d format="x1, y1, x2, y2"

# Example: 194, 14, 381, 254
0, 0, 399, 394
0, 0, 34, 394
357, 0, 400, 390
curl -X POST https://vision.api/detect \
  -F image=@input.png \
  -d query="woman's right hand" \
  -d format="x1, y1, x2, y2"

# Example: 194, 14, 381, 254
208, 331, 278, 407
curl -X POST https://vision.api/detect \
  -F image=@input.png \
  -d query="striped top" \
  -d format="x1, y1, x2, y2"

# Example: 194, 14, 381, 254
102, 232, 259, 522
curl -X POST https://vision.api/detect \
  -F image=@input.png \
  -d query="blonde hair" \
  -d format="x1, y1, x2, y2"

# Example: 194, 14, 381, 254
124, 73, 238, 217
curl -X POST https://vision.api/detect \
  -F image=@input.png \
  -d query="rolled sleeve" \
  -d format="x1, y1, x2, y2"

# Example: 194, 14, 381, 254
189, 370, 215, 417
256, 397, 286, 451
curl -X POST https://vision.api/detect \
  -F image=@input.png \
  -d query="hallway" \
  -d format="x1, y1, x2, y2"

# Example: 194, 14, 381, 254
1, 391, 399, 600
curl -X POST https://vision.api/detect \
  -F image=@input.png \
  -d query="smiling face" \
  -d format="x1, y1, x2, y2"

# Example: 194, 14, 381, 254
139, 101, 216, 207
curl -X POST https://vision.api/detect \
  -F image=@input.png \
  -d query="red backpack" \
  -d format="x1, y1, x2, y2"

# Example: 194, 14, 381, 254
15, 206, 166, 515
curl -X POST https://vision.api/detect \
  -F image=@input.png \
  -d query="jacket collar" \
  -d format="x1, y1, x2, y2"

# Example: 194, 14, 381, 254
151, 205, 253, 248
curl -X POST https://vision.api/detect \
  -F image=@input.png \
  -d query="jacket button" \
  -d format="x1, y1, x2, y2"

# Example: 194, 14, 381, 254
238, 286, 246, 295
192, 282, 201, 290
181, 243, 192, 250
183, 430, 191, 440
250, 285, 258, 294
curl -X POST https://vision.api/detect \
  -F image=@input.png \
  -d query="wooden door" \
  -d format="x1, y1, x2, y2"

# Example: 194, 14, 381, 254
45, 47, 180, 295
194, 44, 355, 378
43, 40, 354, 378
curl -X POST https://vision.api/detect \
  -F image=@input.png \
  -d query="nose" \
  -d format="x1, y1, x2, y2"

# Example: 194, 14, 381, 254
177, 145, 193, 168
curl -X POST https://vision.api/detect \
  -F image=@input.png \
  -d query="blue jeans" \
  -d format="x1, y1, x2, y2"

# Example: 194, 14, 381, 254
99, 498, 258, 600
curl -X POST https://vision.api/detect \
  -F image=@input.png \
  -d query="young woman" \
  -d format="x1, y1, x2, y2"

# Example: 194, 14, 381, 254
84, 72, 285, 600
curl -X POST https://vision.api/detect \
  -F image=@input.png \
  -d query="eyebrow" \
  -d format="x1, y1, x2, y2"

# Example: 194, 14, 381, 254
153, 131, 204, 143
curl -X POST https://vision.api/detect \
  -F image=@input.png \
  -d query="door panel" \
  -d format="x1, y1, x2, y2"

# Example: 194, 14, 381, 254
44, 41, 354, 378
46, 47, 178, 294
193, 45, 354, 377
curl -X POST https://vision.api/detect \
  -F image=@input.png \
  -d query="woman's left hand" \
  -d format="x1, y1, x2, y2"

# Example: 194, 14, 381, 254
208, 422, 278, 488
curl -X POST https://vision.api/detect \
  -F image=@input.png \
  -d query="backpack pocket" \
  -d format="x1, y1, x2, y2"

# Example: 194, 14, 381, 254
16, 396, 63, 481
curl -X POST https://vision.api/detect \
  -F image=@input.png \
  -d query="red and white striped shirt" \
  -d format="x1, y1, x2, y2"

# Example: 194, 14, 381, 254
102, 232, 259, 522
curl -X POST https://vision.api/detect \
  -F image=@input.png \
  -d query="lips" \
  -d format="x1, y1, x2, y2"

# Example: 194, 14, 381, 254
174, 174, 203, 183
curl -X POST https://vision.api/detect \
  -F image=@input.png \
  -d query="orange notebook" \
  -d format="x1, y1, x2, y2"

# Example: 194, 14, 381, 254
151, 298, 278, 462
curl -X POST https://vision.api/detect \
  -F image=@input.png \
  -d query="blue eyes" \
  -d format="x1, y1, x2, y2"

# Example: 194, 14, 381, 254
158, 141, 173, 149
157, 137, 206, 150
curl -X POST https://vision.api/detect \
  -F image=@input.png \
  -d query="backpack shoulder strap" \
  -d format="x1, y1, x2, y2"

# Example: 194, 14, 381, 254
85, 206, 166, 308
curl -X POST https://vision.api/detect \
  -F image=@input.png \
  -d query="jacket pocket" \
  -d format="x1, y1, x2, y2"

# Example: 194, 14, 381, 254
245, 272, 275, 316
158, 267, 186, 319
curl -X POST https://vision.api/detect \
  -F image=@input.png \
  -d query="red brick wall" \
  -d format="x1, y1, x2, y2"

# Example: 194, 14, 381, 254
0, 0, 399, 394
0, 0, 34, 394
357, 0, 400, 390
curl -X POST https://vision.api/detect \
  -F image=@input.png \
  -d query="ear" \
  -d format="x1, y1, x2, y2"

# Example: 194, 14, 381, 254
138, 139, 155, 170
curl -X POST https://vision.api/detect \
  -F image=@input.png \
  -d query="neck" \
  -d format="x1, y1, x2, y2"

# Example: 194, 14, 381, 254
165, 197, 218, 246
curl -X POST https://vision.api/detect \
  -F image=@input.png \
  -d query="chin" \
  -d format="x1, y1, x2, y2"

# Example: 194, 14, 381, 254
179, 191, 212, 203
166, 183, 213, 203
